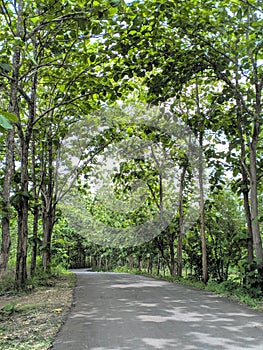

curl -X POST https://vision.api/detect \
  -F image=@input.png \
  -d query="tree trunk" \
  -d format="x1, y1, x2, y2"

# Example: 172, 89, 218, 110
177, 164, 187, 278
30, 139, 39, 276
42, 207, 55, 272
169, 233, 176, 277
105, 258, 109, 271
137, 255, 142, 270
15, 140, 30, 288
249, 136, 263, 277
0, 0, 23, 276
41, 122, 56, 272
246, 6, 263, 279
195, 77, 208, 284
98, 256, 102, 270
15, 196, 29, 288
14, 0, 38, 288
15, 75, 37, 286
0, 129, 14, 277
199, 133, 208, 284
147, 256, 153, 274
157, 253, 160, 275
129, 256, 134, 270
242, 189, 254, 264
235, 53, 254, 267
248, 61, 263, 278
30, 204, 39, 276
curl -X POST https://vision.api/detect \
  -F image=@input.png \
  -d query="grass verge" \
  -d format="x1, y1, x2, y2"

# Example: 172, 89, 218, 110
0, 272, 75, 350
113, 266, 263, 311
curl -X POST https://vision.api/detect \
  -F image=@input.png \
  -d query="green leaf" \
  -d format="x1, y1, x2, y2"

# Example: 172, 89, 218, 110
108, 7, 118, 16
91, 23, 102, 35
129, 30, 138, 35
109, 0, 122, 7
0, 115, 12, 130
21, 190, 31, 198
0, 62, 12, 72
4, 304, 14, 312
236, 8, 243, 19
90, 53, 96, 62
25, 50, 37, 65
0, 110, 18, 122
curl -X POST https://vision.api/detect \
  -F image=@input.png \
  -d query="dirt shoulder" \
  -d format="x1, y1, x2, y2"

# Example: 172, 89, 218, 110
0, 274, 75, 350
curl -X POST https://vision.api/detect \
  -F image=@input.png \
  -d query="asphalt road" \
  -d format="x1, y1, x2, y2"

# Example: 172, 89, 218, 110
51, 270, 263, 350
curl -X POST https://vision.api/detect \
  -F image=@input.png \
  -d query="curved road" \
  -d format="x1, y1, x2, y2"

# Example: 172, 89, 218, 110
51, 270, 263, 350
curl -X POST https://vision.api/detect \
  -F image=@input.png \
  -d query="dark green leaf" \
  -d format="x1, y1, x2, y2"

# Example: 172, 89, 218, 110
0, 62, 12, 72
90, 53, 96, 62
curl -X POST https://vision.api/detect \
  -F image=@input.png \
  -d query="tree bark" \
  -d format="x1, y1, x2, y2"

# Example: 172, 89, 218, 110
41, 129, 56, 272
195, 77, 208, 284
30, 133, 39, 276
247, 46, 263, 278
169, 231, 176, 277
0, 0, 23, 277
30, 202, 39, 276
42, 206, 55, 272
249, 134, 263, 277
198, 132, 208, 284
0, 129, 14, 276
177, 164, 187, 278
15, 73, 37, 287
15, 185, 29, 288
234, 47, 254, 267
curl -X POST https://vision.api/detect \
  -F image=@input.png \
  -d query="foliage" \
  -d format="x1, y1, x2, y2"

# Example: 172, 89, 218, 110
112, 266, 263, 309
0, 0, 263, 293
0, 110, 18, 132
0, 268, 16, 295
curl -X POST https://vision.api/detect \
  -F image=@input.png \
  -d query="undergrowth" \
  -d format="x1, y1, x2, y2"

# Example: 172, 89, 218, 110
0, 264, 74, 296
0, 271, 75, 350
112, 266, 263, 310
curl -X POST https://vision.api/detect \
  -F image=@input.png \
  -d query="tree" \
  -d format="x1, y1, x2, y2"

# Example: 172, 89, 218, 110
0, 112, 18, 276
106, 0, 263, 282
0, 0, 22, 278
0, 0, 126, 285
206, 190, 246, 282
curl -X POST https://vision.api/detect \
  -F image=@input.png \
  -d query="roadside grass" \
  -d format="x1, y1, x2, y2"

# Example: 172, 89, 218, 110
113, 266, 263, 311
0, 268, 75, 350
0, 264, 75, 296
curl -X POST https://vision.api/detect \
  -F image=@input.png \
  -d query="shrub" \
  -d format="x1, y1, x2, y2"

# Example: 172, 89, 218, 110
0, 269, 16, 295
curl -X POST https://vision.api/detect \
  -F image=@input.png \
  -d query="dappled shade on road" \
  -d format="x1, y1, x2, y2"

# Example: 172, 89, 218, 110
51, 271, 263, 350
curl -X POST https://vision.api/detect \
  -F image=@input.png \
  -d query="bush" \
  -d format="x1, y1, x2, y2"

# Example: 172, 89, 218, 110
0, 269, 16, 295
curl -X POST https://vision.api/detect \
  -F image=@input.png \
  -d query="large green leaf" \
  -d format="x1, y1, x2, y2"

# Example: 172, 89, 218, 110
0, 110, 18, 122
0, 115, 12, 131
0, 62, 12, 72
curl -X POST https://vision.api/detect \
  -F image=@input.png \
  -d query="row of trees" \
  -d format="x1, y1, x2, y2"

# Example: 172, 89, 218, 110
0, 0, 263, 291
0, 0, 126, 287
107, 0, 263, 278
57, 188, 245, 284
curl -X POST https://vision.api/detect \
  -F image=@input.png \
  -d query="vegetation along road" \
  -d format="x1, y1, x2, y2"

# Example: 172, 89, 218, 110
51, 270, 263, 350
1, 1, 263, 349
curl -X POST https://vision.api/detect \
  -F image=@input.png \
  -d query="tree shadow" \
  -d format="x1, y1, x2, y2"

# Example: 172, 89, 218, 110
52, 271, 263, 350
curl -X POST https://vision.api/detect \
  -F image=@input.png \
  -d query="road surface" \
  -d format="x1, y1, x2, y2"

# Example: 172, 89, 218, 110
51, 270, 263, 350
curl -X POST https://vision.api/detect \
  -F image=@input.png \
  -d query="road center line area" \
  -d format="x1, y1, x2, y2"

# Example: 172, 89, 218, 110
51, 270, 263, 350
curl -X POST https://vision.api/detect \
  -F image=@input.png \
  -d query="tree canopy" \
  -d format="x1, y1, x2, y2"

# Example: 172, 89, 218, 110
0, 0, 263, 295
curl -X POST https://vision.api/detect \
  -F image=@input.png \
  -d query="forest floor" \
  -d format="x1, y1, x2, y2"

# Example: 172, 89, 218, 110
0, 273, 75, 350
